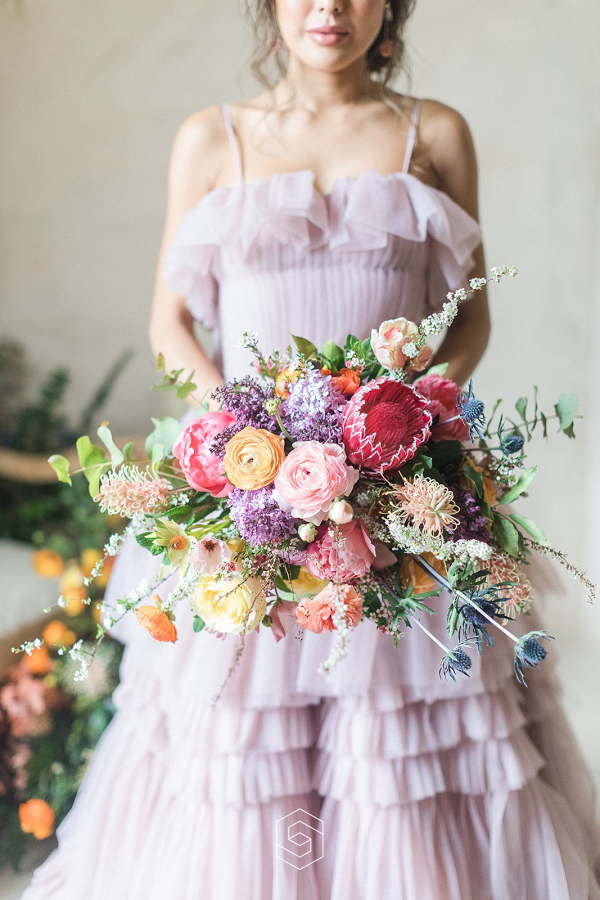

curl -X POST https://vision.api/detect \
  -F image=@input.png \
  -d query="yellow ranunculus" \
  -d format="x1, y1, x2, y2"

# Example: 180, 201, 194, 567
223, 426, 285, 490
285, 566, 328, 598
191, 572, 266, 635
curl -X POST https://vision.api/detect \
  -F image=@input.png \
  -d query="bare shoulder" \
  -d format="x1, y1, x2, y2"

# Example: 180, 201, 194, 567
418, 98, 479, 216
168, 105, 230, 207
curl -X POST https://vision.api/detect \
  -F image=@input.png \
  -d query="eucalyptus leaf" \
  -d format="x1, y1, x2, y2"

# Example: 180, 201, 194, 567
97, 423, 125, 465
156, 352, 165, 373
48, 454, 72, 485
76, 435, 110, 498
145, 416, 182, 458
555, 393, 578, 433
500, 465, 537, 505
122, 441, 135, 461
193, 615, 206, 633
177, 381, 197, 400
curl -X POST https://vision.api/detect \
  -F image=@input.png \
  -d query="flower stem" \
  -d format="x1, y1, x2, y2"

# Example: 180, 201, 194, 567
415, 555, 518, 645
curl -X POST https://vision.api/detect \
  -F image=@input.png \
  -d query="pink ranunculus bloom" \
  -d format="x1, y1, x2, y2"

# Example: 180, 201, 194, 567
189, 534, 232, 574
371, 318, 433, 372
273, 441, 359, 525
414, 374, 469, 442
305, 519, 375, 583
172, 410, 237, 497
296, 584, 363, 634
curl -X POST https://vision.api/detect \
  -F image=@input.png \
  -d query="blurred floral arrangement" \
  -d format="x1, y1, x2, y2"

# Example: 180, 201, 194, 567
0, 547, 123, 870
0, 339, 132, 544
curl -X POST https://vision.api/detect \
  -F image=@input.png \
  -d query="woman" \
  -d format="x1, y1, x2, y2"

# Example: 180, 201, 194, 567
21, 1, 600, 898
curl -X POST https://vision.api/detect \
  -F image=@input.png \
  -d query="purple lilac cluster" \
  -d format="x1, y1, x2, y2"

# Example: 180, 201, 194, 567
227, 487, 297, 547
211, 377, 278, 431
449, 484, 493, 544
280, 369, 345, 444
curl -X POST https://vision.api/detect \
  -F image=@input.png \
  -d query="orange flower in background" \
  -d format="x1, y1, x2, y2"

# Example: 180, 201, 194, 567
223, 426, 285, 490
21, 645, 53, 676
94, 554, 115, 588
80, 548, 102, 578
42, 620, 76, 648
401, 552, 447, 593
32, 550, 64, 579
135, 599, 178, 643
275, 367, 301, 398
64, 594, 86, 617
331, 367, 361, 397
92, 601, 104, 624
59, 563, 84, 595
19, 799, 55, 840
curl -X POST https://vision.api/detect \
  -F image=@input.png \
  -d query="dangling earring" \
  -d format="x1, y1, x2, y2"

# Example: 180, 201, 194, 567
379, 2, 394, 58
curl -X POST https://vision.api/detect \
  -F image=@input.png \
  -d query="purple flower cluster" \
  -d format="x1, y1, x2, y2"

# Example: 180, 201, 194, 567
280, 370, 345, 444
227, 486, 297, 547
449, 484, 493, 544
211, 377, 277, 431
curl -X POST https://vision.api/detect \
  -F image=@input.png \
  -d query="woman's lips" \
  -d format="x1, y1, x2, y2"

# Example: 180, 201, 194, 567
308, 30, 349, 46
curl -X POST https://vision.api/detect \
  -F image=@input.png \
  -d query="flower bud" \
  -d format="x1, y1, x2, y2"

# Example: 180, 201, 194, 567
328, 499, 354, 525
298, 523, 317, 543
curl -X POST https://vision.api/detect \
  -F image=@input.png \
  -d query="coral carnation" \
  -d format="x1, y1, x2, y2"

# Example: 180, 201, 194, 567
296, 584, 363, 633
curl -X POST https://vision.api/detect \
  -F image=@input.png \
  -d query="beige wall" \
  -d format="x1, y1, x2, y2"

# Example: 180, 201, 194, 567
1, 1, 599, 782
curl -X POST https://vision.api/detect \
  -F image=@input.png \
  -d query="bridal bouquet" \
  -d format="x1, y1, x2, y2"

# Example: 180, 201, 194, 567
19, 266, 595, 691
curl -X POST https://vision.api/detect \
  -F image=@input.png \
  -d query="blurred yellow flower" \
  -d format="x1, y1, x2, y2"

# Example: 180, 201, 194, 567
42, 620, 76, 648
32, 550, 64, 578
80, 548, 102, 578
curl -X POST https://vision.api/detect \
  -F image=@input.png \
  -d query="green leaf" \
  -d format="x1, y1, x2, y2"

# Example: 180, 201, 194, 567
193, 615, 206, 633
97, 423, 124, 465
48, 454, 72, 485
540, 411, 548, 438
463, 461, 484, 497
500, 465, 537, 505
415, 362, 449, 380
492, 514, 520, 557
145, 417, 182, 459
122, 441, 135, 461
530, 385, 539, 433
322, 339, 345, 371
151, 442, 165, 463
156, 352, 165, 372
76, 435, 110, 498
290, 334, 318, 359
176, 380, 197, 400
135, 532, 164, 555
508, 513, 548, 545
515, 396, 531, 439
554, 393, 578, 434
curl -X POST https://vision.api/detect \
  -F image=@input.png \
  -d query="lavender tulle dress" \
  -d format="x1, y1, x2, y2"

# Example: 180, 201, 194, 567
21, 100, 600, 900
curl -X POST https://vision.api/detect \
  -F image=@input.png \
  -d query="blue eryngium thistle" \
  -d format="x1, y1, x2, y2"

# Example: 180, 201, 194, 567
456, 379, 486, 441
439, 645, 472, 682
514, 630, 554, 685
497, 415, 525, 456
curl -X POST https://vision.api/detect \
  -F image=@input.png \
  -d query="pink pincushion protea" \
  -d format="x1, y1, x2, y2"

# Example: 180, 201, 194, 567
342, 377, 432, 472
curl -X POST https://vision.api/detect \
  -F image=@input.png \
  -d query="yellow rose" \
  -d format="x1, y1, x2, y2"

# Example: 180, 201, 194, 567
191, 572, 266, 635
285, 566, 328, 598
223, 426, 285, 490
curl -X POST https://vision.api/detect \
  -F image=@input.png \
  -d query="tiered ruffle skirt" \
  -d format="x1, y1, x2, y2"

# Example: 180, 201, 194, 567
20, 535, 600, 899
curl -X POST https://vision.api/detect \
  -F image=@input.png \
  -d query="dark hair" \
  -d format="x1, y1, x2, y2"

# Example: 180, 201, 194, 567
244, 0, 417, 90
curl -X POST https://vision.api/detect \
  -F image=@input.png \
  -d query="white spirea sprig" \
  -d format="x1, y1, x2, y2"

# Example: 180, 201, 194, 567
317, 587, 353, 675
419, 266, 517, 337
162, 569, 202, 614
11, 637, 43, 656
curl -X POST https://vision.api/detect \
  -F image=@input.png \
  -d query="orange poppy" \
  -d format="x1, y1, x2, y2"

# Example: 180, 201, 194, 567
134, 601, 178, 643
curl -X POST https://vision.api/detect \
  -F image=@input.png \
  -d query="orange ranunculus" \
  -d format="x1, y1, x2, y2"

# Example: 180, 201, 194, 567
331, 367, 361, 397
19, 799, 55, 840
32, 550, 64, 578
401, 552, 447, 593
223, 426, 285, 490
275, 367, 301, 398
42, 620, 76, 648
80, 547, 102, 578
135, 599, 178, 643
22, 645, 53, 676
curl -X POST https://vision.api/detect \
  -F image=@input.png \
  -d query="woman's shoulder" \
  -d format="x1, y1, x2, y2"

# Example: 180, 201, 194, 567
168, 105, 233, 205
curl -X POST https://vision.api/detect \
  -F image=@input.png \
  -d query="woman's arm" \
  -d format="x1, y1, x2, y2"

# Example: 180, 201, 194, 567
148, 107, 228, 409
420, 102, 490, 386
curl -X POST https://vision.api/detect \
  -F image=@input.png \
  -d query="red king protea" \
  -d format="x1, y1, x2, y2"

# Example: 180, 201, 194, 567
342, 377, 432, 472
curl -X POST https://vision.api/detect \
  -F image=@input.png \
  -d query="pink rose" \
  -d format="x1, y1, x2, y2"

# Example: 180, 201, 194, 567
296, 584, 363, 634
371, 318, 433, 372
305, 519, 375, 582
172, 410, 237, 497
414, 374, 469, 442
273, 441, 359, 525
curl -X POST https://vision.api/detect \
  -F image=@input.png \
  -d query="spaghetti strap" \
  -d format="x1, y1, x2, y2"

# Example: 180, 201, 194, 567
220, 103, 244, 185
402, 97, 422, 174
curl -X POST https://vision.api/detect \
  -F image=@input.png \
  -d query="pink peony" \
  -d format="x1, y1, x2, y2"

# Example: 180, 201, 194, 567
296, 584, 363, 633
273, 441, 359, 525
414, 374, 469, 442
172, 410, 237, 497
305, 519, 375, 582
371, 318, 432, 372
342, 377, 432, 472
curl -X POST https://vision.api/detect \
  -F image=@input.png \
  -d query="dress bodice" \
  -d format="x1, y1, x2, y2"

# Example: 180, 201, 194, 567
162, 103, 483, 380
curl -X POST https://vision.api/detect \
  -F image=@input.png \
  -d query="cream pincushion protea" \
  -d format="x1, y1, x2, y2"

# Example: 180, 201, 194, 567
342, 377, 432, 472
